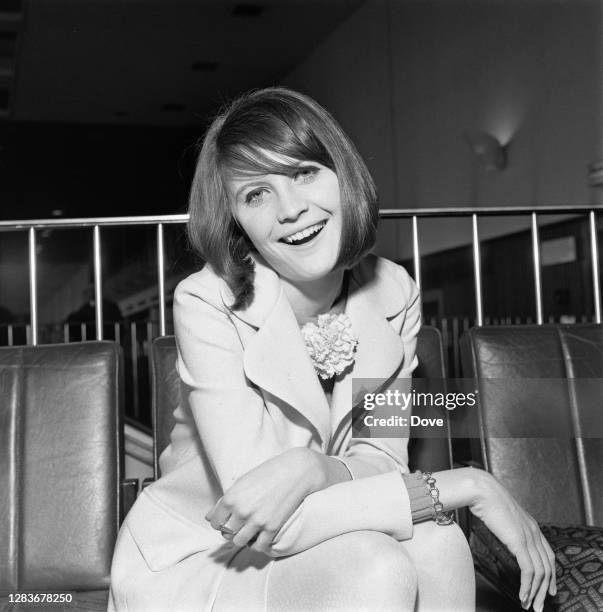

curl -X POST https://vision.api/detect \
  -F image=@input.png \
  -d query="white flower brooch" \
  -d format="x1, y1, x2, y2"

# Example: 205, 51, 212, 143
300, 313, 359, 380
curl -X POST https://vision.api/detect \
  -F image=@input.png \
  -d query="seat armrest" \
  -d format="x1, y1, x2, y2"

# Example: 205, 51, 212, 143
454, 459, 484, 469
142, 477, 156, 490
120, 478, 139, 523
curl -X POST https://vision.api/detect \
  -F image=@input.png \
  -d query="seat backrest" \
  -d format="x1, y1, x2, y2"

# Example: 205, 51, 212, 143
151, 335, 181, 477
0, 342, 123, 594
151, 326, 452, 477
409, 326, 453, 472
461, 324, 603, 526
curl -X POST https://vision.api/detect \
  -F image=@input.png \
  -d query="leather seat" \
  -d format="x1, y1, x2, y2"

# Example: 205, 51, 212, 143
461, 324, 603, 611
0, 342, 136, 610
461, 324, 603, 526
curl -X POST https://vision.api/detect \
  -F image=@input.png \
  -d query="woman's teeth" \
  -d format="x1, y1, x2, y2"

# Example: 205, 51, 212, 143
282, 221, 326, 246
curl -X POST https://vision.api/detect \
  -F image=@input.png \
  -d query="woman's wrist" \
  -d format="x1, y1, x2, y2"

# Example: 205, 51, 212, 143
466, 469, 501, 513
428, 466, 492, 512
302, 449, 353, 492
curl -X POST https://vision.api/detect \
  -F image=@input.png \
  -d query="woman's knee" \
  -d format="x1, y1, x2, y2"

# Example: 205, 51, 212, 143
402, 521, 475, 584
399, 522, 475, 611
268, 531, 418, 611
413, 521, 472, 562
330, 531, 419, 600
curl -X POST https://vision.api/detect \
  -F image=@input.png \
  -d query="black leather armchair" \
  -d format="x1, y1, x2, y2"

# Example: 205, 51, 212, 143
460, 324, 603, 611
0, 342, 136, 611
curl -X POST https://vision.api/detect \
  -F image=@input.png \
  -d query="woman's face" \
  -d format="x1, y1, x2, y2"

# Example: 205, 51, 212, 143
226, 155, 343, 284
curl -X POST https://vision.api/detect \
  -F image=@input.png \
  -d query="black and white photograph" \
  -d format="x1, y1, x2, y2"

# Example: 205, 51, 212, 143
0, 1, 602, 611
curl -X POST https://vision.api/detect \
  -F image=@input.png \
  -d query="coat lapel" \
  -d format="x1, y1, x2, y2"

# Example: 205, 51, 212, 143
220, 257, 331, 446
329, 267, 407, 439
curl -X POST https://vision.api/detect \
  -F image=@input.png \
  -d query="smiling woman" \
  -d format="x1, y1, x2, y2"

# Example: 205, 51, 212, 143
108, 88, 556, 612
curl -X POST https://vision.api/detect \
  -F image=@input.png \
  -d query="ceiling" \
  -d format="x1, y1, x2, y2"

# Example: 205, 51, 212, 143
6, 0, 362, 126
0, 0, 363, 221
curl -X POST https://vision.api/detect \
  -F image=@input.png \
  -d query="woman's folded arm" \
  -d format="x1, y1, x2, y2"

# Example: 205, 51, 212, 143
269, 469, 413, 556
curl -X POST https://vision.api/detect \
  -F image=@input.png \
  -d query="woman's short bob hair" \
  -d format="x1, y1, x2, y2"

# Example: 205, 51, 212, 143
188, 87, 379, 310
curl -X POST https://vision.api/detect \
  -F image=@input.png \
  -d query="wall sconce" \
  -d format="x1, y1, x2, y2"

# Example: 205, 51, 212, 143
464, 129, 507, 171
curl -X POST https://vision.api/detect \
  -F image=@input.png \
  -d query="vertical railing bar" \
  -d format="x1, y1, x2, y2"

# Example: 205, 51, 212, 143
472, 214, 483, 326
7, 324, 13, 346
93, 225, 104, 340
452, 317, 460, 378
28, 227, 38, 345
131, 322, 139, 419
157, 223, 166, 336
531, 212, 543, 324
412, 216, 421, 290
147, 320, 154, 389
589, 211, 601, 323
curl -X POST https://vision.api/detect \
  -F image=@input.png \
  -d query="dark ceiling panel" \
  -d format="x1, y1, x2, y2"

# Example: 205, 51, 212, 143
13, 0, 362, 126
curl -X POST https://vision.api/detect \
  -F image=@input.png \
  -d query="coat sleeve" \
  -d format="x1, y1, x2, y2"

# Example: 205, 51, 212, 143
269, 468, 413, 556
337, 264, 422, 479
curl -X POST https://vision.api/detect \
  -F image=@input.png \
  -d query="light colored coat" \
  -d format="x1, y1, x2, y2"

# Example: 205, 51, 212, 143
108, 254, 421, 612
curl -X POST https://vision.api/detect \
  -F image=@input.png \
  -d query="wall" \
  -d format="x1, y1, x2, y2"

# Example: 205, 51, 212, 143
284, 0, 602, 260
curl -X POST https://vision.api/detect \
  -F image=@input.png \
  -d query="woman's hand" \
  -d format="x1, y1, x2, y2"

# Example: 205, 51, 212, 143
205, 447, 330, 554
470, 471, 556, 612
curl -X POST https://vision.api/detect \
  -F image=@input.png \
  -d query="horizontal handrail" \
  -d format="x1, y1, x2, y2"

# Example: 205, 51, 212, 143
0, 213, 189, 230
380, 205, 603, 217
1, 205, 602, 230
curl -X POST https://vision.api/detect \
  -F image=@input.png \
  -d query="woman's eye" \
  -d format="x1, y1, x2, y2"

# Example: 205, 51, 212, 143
245, 188, 268, 205
294, 166, 319, 183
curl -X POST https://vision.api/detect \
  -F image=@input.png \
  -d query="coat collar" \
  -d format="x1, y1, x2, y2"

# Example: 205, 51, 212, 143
219, 255, 409, 446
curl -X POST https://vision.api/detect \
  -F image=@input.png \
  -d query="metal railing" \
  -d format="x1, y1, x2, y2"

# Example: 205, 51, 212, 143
379, 205, 602, 326
1, 206, 602, 345
1, 214, 188, 345
1, 206, 601, 423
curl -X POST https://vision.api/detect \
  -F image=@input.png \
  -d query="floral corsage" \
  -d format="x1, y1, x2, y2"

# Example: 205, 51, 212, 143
301, 313, 359, 379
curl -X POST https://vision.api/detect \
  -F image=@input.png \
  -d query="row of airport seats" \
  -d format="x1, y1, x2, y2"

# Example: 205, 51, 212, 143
0, 326, 601, 611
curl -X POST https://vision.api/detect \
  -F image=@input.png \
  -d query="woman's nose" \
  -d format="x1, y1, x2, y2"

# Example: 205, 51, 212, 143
276, 186, 309, 223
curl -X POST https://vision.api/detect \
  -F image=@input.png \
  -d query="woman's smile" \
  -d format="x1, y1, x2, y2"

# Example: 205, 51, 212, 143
280, 220, 327, 245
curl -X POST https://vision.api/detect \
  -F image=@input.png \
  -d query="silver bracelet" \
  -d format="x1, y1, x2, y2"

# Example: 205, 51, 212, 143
422, 471, 454, 526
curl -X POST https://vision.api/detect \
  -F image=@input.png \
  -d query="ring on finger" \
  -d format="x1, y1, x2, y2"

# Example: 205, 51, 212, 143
219, 523, 237, 537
